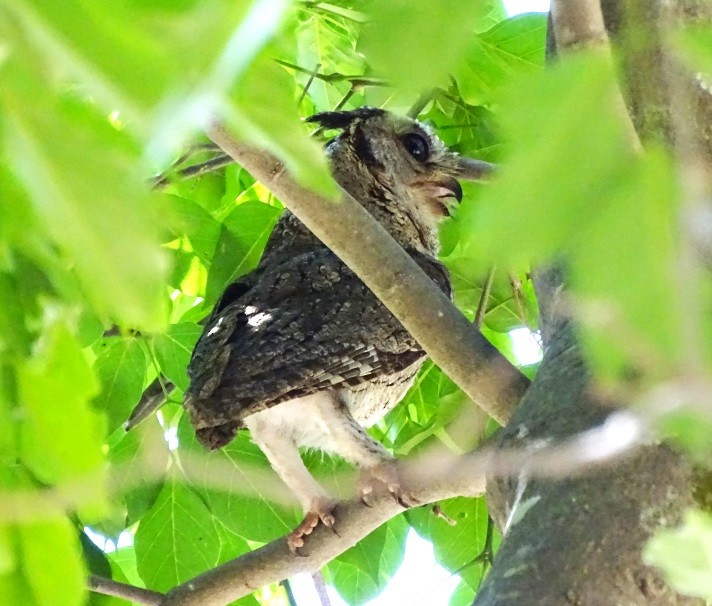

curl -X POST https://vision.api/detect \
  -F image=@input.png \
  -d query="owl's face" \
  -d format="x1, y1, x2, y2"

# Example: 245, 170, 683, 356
308, 107, 493, 223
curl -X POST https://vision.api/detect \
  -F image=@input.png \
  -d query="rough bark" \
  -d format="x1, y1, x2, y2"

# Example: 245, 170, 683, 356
476, 1, 710, 604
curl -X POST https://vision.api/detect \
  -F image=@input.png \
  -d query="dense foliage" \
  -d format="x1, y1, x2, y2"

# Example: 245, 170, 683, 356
1, 1, 712, 604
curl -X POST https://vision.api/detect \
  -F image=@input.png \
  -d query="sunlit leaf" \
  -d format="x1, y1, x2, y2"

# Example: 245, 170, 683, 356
19, 319, 104, 485
1, 77, 169, 329
408, 497, 493, 593
227, 52, 336, 196
206, 200, 281, 302
461, 53, 634, 267
361, 0, 500, 100
644, 510, 712, 600
455, 14, 547, 106
134, 476, 222, 592
19, 517, 87, 606
327, 514, 408, 605
92, 338, 149, 433
176, 417, 297, 543
151, 322, 202, 391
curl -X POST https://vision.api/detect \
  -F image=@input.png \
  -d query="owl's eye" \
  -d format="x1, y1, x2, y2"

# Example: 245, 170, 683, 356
403, 133, 430, 162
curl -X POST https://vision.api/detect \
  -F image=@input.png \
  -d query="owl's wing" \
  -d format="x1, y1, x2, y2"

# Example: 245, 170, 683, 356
185, 247, 450, 436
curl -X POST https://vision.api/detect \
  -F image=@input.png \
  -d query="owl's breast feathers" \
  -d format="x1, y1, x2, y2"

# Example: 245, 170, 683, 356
184, 242, 450, 446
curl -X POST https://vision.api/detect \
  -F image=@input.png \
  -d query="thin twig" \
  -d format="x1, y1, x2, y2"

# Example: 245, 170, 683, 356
152, 153, 234, 189
88, 575, 163, 606
408, 88, 438, 119
275, 59, 385, 88
312, 571, 332, 606
280, 579, 298, 606
474, 267, 496, 330
297, 62, 322, 107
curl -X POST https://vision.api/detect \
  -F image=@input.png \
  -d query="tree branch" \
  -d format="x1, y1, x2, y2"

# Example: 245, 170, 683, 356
550, 0, 641, 152
88, 575, 163, 606
205, 124, 529, 425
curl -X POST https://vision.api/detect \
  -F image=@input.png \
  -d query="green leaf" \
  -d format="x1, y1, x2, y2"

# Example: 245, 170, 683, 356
294, 10, 364, 110
455, 14, 547, 106
461, 53, 635, 268
19, 319, 105, 485
360, 0, 500, 100
1, 81, 169, 329
449, 580, 477, 606
206, 201, 281, 303
176, 417, 297, 542
328, 514, 408, 605
134, 476, 222, 592
571, 149, 681, 383
151, 322, 202, 391
19, 517, 87, 606
644, 510, 712, 600
228, 52, 336, 196
407, 497, 491, 591
162, 195, 222, 263
108, 419, 170, 524
92, 338, 149, 433
0, 272, 31, 356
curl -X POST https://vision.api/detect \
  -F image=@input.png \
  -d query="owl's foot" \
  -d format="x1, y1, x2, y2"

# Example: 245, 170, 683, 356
359, 460, 419, 509
288, 498, 338, 554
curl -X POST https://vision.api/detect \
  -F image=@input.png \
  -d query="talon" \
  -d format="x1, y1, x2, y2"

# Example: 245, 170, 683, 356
359, 460, 417, 509
287, 499, 338, 554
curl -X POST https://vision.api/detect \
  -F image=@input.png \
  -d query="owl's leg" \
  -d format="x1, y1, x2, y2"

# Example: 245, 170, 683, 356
243, 414, 337, 552
312, 396, 418, 508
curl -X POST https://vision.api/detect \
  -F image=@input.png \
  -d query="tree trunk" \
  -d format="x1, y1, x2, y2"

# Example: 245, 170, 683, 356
475, 2, 712, 604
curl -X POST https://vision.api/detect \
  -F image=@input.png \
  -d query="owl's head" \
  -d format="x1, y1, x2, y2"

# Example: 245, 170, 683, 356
307, 107, 493, 233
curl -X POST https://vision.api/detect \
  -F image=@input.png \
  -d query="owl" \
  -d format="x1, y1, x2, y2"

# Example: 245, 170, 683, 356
184, 107, 491, 551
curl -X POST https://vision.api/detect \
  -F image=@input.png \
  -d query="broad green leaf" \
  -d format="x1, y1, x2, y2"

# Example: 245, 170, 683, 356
571, 149, 681, 383
360, 0, 499, 100
449, 579, 477, 606
0, 526, 33, 606
135, 476, 222, 592
151, 322, 202, 391
92, 338, 149, 433
19, 517, 87, 606
1, 73, 169, 329
162, 195, 222, 263
462, 53, 635, 268
19, 320, 105, 485
0, 272, 31, 356
293, 9, 364, 110
4, 0, 288, 132
176, 417, 297, 542
455, 14, 547, 106
206, 201, 281, 302
644, 510, 712, 600
328, 514, 408, 605
108, 419, 169, 524
227, 52, 336, 196
422, 101, 499, 160
408, 497, 492, 592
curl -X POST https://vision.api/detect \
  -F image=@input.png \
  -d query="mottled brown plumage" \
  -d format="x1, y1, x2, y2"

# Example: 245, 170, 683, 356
184, 107, 489, 550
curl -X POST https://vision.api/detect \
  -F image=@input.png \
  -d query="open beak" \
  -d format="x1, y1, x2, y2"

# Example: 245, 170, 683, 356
419, 176, 463, 217
453, 156, 496, 181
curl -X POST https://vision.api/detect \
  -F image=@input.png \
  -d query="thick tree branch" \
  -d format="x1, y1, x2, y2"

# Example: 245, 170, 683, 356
206, 124, 529, 425
159, 459, 485, 606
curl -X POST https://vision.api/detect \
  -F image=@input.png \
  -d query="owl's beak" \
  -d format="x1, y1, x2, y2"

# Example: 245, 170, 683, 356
453, 156, 496, 181
417, 176, 463, 217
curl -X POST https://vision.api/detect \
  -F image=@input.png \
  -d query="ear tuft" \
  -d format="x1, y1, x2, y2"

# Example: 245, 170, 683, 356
306, 106, 385, 130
